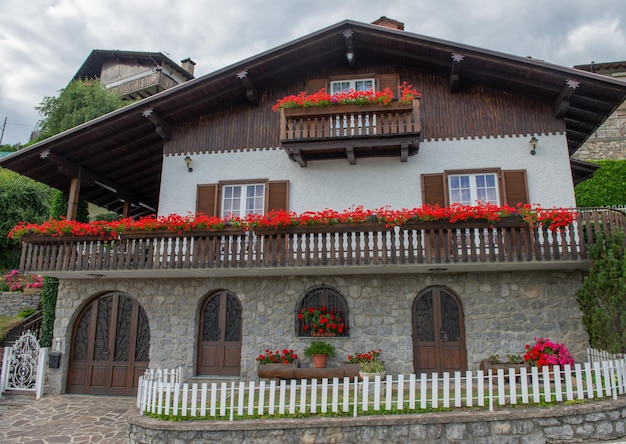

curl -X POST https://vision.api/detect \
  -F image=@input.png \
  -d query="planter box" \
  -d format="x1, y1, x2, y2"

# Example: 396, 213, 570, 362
480, 359, 530, 375
257, 360, 299, 379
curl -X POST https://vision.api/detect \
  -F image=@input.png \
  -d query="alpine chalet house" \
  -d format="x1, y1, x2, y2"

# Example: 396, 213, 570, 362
2, 17, 626, 396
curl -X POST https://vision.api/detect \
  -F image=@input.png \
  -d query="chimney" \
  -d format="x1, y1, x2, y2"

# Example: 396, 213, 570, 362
181, 58, 196, 77
371, 16, 405, 31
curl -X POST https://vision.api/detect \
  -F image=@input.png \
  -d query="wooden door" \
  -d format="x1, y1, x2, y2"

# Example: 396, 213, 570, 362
67, 292, 150, 395
197, 290, 242, 376
412, 287, 467, 373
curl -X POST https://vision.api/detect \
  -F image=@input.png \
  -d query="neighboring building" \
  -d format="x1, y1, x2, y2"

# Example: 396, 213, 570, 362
1, 18, 626, 396
74, 49, 195, 100
573, 61, 626, 161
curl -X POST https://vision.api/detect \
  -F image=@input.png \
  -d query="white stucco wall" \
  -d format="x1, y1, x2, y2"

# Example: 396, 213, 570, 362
158, 133, 575, 216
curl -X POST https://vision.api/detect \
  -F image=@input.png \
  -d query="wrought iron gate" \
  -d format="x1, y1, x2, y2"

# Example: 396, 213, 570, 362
0, 330, 48, 399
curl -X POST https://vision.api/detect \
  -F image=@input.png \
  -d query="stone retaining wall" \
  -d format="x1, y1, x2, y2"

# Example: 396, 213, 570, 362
0, 291, 41, 316
573, 139, 626, 161
127, 397, 626, 443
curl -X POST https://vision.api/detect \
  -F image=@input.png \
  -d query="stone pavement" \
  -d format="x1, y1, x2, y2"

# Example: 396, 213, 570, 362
0, 393, 135, 443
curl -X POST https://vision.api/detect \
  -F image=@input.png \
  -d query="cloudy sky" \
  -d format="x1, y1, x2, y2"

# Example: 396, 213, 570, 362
1, 0, 625, 145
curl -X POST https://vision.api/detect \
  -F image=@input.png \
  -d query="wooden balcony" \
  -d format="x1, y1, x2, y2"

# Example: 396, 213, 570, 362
279, 100, 421, 166
17, 209, 626, 279
107, 72, 179, 99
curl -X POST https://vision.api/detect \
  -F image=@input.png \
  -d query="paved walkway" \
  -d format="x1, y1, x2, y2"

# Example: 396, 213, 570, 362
0, 393, 135, 443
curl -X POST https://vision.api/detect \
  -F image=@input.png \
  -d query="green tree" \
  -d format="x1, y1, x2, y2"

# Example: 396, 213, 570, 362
0, 143, 22, 152
0, 169, 54, 268
576, 230, 626, 353
35, 79, 127, 141
575, 160, 626, 207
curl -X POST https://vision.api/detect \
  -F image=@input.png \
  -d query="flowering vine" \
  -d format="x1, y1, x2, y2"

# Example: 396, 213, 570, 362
7, 203, 577, 240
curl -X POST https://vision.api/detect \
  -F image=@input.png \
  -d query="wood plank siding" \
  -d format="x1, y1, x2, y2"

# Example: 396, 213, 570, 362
18, 209, 625, 277
164, 66, 564, 156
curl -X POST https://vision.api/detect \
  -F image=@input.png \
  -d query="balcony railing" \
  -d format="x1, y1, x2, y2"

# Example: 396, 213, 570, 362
17, 209, 626, 278
279, 100, 421, 166
107, 72, 178, 98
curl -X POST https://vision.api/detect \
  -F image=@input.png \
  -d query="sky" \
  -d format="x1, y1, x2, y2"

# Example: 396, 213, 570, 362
0, 0, 625, 146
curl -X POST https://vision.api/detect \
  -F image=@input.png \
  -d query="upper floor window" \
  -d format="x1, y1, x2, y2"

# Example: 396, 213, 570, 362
448, 173, 499, 205
222, 184, 265, 218
330, 78, 375, 94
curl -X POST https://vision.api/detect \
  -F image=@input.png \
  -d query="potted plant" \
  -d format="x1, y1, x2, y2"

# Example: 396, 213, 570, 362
347, 349, 386, 379
304, 341, 336, 368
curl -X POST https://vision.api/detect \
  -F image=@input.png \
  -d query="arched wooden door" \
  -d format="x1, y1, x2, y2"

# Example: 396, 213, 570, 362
67, 292, 150, 395
412, 287, 467, 373
197, 290, 242, 376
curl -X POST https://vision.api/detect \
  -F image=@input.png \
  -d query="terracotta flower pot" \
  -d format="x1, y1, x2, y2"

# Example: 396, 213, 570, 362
312, 354, 329, 368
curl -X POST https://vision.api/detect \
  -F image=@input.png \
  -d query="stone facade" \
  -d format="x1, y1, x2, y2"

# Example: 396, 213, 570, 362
128, 397, 626, 444
47, 270, 588, 395
0, 291, 41, 317
572, 138, 626, 161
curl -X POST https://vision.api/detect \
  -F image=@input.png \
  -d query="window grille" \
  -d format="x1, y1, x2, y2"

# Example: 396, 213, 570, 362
296, 286, 349, 337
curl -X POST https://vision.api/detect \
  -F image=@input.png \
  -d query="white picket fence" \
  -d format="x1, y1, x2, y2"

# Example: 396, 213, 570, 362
137, 359, 626, 420
136, 366, 183, 408
588, 347, 623, 363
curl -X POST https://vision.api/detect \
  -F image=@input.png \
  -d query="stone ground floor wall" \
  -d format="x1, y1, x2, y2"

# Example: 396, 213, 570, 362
128, 397, 626, 444
46, 270, 588, 394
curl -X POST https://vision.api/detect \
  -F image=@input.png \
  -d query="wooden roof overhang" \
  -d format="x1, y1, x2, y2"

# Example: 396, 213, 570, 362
2, 20, 625, 216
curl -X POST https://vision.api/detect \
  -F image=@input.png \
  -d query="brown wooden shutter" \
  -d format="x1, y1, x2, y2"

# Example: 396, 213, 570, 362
501, 170, 529, 206
267, 181, 289, 212
378, 74, 400, 96
422, 174, 447, 206
306, 79, 327, 94
196, 184, 218, 216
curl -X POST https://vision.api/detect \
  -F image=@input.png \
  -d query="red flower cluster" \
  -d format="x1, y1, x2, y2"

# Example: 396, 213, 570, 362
298, 306, 344, 335
272, 84, 420, 112
7, 204, 577, 240
523, 337, 575, 367
256, 349, 298, 364
347, 349, 382, 364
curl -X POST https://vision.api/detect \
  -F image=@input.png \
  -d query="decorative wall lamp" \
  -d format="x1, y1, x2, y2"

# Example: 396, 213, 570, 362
184, 155, 193, 172
529, 136, 538, 155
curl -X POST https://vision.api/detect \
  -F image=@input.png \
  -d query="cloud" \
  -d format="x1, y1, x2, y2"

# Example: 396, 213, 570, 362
0, 0, 624, 145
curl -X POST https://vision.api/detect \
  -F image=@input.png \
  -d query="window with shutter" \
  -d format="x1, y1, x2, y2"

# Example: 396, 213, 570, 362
196, 180, 289, 216
421, 169, 529, 207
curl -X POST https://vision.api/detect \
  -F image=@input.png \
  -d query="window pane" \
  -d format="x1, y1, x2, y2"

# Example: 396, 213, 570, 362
245, 184, 264, 215
355, 80, 374, 91
222, 185, 242, 218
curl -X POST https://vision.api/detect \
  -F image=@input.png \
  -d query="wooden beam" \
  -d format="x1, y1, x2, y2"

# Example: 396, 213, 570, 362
449, 53, 464, 93
346, 146, 356, 165
236, 70, 259, 106
554, 80, 580, 118
142, 108, 172, 140
41, 151, 148, 209
343, 30, 355, 67
122, 201, 131, 218
66, 177, 81, 221
292, 148, 307, 167
400, 143, 409, 162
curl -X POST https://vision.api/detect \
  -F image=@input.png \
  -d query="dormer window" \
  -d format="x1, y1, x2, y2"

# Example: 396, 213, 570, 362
330, 78, 375, 94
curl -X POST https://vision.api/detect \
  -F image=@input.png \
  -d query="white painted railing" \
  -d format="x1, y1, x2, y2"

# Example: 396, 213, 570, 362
137, 360, 626, 420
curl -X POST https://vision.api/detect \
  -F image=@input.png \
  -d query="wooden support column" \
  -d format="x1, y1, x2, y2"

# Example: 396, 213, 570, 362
122, 201, 131, 218
66, 177, 81, 221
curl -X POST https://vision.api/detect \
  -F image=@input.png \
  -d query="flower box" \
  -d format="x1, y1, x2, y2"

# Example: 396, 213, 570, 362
283, 101, 414, 118
257, 360, 300, 379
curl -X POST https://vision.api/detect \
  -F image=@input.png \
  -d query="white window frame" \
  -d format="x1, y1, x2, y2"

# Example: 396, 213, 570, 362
221, 183, 265, 219
448, 173, 499, 205
330, 78, 376, 94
